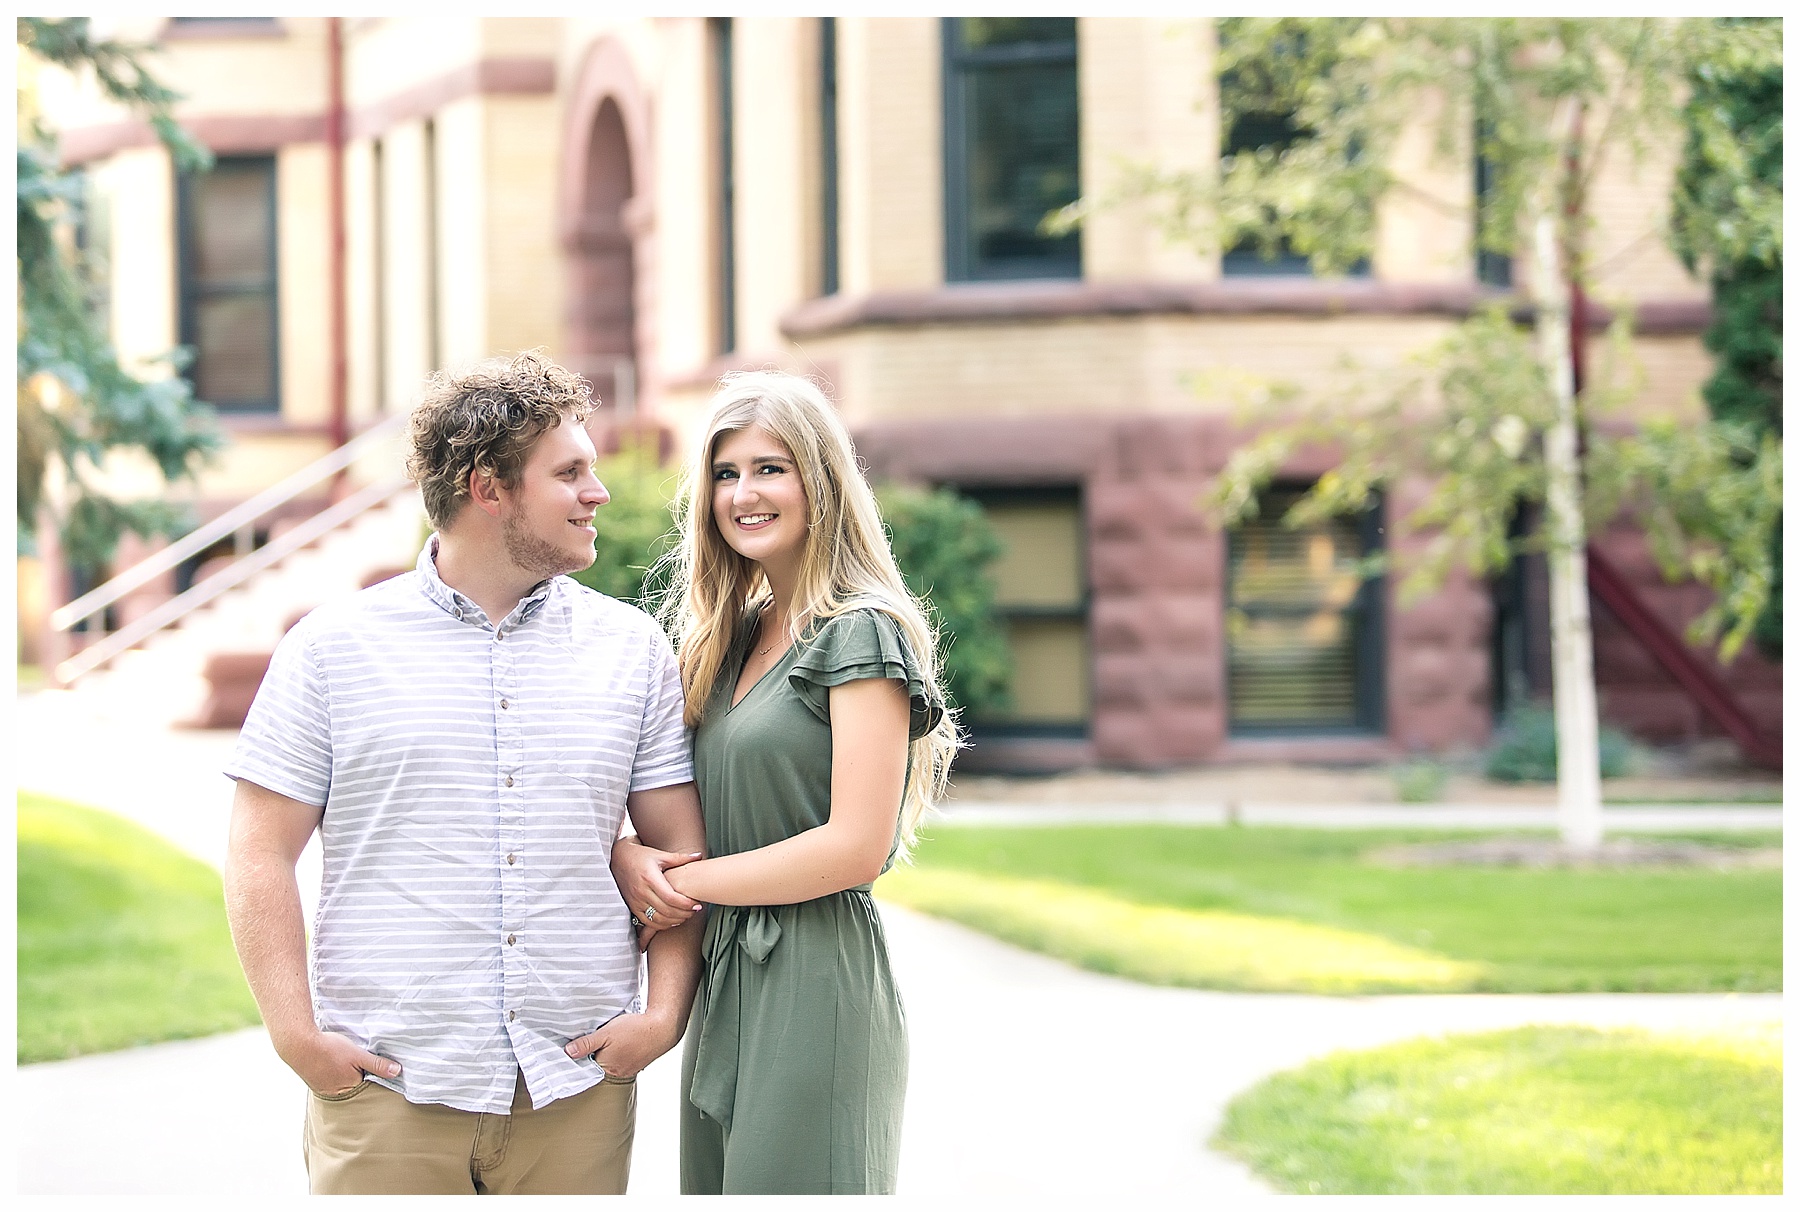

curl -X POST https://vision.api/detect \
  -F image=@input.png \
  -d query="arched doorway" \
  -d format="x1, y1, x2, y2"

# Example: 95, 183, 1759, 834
568, 98, 636, 419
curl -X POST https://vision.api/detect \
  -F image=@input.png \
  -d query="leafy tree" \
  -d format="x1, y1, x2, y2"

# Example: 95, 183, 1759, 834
877, 484, 1011, 717
1062, 18, 1780, 848
17, 17, 222, 573
1669, 25, 1782, 659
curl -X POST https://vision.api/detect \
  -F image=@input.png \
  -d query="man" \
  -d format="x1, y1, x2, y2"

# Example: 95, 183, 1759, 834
223, 351, 703, 1195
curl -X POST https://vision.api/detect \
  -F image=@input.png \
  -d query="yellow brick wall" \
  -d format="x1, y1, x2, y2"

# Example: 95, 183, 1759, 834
650, 18, 719, 378
837, 18, 941, 293
1078, 18, 1217, 283
377, 119, 436, 409
732, 17, 820, 357
1583, 135, 1706, 303
482, 94, 564, 360
275, 142, 331, 427
1373, 88, 1474, 284
804, 314, 1466, 427
432, 96, 489, 370
100, 148, 177, 372
343, 137, 382, 423
346, 17, 487, 104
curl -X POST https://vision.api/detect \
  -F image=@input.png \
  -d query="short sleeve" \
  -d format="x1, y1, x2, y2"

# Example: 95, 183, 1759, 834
630, 623, 696, 792
222, 621, 334, 806
787, 609, 945, 741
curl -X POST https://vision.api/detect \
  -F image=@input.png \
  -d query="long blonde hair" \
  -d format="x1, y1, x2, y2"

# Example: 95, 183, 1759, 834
658, 371, 960, 855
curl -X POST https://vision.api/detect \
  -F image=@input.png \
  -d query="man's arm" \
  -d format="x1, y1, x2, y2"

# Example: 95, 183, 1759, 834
565, 781, 706, 1079
223, 778, 400, 1095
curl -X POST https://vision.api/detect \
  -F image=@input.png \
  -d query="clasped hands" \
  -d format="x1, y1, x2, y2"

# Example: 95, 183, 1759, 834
612, 834, 704, 950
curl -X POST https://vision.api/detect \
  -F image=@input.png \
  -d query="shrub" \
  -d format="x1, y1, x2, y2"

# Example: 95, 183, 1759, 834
876, 483, 1011, 717
1484, 704, 1632, 783
1391, 759, 1451, 803
569, 438, 681, 609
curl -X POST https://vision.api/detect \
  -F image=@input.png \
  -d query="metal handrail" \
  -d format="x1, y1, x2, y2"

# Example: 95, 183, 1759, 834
54, 475, 415, 684
50, 412, 411, 632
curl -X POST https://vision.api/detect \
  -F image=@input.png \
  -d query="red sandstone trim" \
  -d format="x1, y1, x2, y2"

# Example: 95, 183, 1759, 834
56, 56, 556, 164
58, 113, 327, 163
158, 18, 288, 40
559, 36, 658, 416
780, 280, 1712, 337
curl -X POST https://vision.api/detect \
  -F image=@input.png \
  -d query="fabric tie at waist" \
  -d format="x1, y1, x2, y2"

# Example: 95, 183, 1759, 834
687, 903, 782, 1130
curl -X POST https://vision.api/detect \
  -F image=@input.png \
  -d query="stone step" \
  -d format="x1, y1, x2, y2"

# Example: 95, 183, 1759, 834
58, 492, 427, 727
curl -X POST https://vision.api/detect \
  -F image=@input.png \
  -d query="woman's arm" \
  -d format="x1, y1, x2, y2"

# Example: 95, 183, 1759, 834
667, 677, 910, 907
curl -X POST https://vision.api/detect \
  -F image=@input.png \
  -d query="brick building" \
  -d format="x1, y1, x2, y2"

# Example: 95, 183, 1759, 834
27, 16, 1779, 767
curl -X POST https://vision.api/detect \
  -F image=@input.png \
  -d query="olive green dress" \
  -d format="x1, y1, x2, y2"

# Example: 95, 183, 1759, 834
679, 607, 942, 1195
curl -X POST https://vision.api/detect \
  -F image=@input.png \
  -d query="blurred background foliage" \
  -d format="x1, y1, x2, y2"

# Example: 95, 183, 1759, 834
16, 17, 222, 573
566, 437, 681, 609
877, 483, 1012, 717
1669, 21, 1782, 659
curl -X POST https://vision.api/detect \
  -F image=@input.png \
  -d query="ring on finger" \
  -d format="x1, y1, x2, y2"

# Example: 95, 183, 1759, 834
642, 905, 656, 923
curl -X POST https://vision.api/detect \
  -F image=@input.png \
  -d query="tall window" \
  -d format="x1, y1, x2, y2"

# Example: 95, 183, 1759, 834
820, 16, 840, 296
1217, 21, 1369, 278
1474, 117, 1513, 288
711, 17, 736, 353
966, 487, 1090, 735
942, 18, 1080, 282
177, 155, 279, 412
1226, 487, 1384, 733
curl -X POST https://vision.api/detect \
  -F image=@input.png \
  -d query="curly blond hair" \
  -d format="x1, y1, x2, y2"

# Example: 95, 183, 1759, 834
406, 350, 595, 530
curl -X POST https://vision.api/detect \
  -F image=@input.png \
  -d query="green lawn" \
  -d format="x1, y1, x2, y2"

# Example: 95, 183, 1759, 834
17, 791, 261, 1062
876, 824, 1781, 993
1214, 1025, 1783, 1194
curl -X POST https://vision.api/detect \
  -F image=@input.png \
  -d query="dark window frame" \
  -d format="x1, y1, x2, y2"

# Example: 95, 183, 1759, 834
176, 153, 281, 414
820, 16, 840, 296
1474, 115, 1513, 288
957, 483, 1091, 740
1216, 29, 1369, 280
711, 17, 736, 354
941, 18, 1082, 283
1224, 484, 1386, 737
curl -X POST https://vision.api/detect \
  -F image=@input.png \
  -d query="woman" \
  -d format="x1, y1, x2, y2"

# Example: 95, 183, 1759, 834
611, 371, 958, 1194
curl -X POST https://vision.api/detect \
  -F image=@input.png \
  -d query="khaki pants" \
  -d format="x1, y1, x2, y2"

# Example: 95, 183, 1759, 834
303, 1069, 635, 1195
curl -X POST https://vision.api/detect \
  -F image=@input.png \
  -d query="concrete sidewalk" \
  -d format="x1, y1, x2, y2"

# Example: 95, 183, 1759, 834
14, 687, 1784, 1196
16, 902, 1782, 1198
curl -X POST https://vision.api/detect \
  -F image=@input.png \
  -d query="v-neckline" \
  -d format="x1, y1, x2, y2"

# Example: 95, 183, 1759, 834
727, 640, 795, 712
727, 609, 800, 712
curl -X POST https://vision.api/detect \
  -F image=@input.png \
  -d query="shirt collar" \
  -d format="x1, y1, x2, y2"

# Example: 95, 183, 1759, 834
416, 534, 557, 632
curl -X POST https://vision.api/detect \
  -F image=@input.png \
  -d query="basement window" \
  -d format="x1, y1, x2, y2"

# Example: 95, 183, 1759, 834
1226, 486, 1384, 733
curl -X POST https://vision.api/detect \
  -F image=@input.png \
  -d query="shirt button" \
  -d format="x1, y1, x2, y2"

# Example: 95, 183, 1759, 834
506, 934, 516, 946
508, 1010, 516, 1022
500, 699, 509, 710
504, 775, 514, 788
506, 853, 516, 865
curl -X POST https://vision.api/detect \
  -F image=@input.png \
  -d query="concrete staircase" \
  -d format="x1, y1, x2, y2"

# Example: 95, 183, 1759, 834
60, 490, 429, 729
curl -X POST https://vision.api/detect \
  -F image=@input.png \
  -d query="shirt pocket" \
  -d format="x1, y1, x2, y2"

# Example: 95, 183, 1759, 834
554, 705, 640, 795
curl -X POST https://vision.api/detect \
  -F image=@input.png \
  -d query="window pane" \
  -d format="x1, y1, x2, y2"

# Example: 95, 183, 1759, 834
985, 500, 1083, 609
193, 295, 276, 407
1228, 495, 1370, 730
967, 62, 1080, 271
958, 17, 1075, 51
991, 617, 1090, 725
192, 165, 272, 286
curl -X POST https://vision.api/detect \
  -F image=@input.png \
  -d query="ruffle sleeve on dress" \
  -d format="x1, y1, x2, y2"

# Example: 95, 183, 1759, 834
787, 609, 945, 741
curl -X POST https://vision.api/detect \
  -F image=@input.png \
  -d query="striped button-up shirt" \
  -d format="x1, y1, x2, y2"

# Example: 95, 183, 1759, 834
225, 538, 693, 1113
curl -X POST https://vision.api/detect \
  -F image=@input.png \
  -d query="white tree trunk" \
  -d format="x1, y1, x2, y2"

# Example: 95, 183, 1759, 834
1531, 213, 1604, 851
